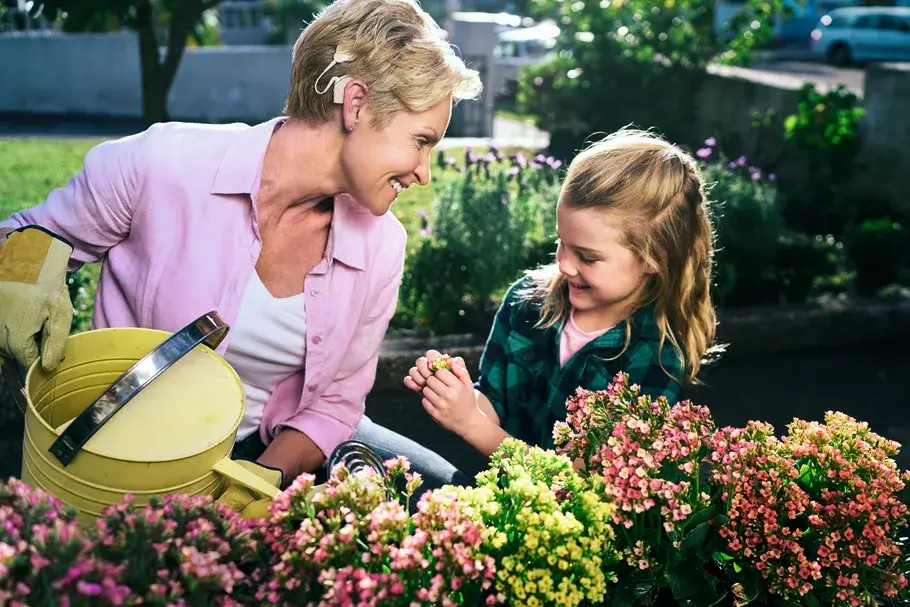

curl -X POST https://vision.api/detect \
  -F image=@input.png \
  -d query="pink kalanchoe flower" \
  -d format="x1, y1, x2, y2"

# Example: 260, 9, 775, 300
707, 413, 909, 605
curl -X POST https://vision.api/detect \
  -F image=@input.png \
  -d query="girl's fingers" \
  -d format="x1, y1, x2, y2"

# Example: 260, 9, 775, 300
408, 366, 427, 386
416, 357, 432, 379
403, 376, 422, 392
421, 385, 447, 409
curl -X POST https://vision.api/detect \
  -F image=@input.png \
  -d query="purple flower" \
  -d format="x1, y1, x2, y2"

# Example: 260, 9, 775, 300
728, 161, 737, 169
696, 147, 712, 159
704, 137, 717, 147
515, 152, 527, 168
416, 209, 427, 218
768, 173, 776, 182
736, 156, 746, 166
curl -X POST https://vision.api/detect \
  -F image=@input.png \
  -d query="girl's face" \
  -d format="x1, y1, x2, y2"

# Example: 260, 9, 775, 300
555, 203, 653, 317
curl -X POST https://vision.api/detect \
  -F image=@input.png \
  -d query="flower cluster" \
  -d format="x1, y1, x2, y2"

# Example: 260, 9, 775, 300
474, 438, 619, 607
554, 373, 716, 571
0, 478, 131, 606
709, 412, 909, 606
90, 493, 267, 606
262, 459, 496, 606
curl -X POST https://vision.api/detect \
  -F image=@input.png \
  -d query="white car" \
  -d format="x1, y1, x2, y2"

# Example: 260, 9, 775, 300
810, 6, 910, 65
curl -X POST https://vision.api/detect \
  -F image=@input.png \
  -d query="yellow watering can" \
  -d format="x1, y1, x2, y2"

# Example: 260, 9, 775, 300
2, 312, 280, 526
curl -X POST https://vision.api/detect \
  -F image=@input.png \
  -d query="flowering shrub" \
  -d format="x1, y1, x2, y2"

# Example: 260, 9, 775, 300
709, 413, 910, 606
88, 494, 267, 606
261, 457, 496, 606
3, 387, 908, 607
554, 372, 726, 606
0, 479, 130, 607
398, 147, 561, 334
474, 438, 620, 606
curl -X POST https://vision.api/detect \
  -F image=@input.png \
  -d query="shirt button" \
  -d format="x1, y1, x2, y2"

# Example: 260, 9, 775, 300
310, 288, 320, 296
308, 384, 318, 392
312, 336, 321, 345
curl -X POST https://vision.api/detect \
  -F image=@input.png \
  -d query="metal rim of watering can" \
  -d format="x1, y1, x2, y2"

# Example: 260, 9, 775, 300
48, 311, 230, 468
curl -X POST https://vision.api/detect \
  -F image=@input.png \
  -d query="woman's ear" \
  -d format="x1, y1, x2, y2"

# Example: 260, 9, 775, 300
342, 78, 369, 132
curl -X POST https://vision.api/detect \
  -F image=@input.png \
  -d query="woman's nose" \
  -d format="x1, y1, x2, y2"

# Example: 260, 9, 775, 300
414, 153, 431, 186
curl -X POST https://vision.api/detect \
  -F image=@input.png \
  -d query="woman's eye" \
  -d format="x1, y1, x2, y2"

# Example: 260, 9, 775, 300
580, 255, 597, 264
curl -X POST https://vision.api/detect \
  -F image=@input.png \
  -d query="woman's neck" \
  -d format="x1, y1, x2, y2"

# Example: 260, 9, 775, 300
257, 117, 346, 216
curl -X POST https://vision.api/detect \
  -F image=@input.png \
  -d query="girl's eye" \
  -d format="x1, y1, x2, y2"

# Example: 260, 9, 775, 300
580, 255, 597, 264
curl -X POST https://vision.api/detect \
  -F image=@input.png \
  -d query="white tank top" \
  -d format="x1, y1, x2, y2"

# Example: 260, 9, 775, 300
222, 271, 308, 442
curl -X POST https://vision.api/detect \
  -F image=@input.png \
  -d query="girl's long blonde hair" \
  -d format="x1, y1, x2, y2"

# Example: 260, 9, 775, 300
522, 128, 721, 384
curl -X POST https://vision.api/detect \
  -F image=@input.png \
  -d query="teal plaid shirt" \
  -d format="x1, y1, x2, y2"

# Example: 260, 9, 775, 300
475, 277, 684, 449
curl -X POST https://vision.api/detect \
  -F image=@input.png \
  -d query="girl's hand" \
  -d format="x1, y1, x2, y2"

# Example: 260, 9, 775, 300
404, 350, 465, 394
421, 361, 484, 438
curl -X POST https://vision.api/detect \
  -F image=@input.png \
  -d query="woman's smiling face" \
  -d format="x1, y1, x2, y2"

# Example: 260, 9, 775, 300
340, 96, 452, 216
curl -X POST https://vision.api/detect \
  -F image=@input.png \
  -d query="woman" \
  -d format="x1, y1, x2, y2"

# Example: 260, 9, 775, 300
0, 0, 481, 514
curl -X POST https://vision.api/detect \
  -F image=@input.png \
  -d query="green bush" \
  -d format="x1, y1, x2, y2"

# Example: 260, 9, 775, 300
517, 0, 790, 161
699, 141, 783, 306
395, 149, 561, 335
849, 218, 906, 297
780, 84, 867, 236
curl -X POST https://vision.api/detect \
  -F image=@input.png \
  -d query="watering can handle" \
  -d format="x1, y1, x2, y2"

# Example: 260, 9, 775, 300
49, 311, 229, 467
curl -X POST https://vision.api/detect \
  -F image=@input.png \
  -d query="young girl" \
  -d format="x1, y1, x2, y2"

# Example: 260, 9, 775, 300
403, 128, 720, 460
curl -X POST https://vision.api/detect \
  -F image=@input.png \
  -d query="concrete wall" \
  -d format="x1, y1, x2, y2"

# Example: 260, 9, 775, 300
852, 63, 910, 208
0, 31, 493, 136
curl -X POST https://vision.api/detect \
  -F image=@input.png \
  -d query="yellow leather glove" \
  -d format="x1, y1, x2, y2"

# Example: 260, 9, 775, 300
216, 460, 283, 519
0, 226, 73, 372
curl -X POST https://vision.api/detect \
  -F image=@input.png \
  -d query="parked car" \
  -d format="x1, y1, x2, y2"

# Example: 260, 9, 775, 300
810, 6, 910, 65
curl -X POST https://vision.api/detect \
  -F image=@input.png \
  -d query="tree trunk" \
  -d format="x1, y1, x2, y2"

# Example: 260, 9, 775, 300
131, 0, 209, 127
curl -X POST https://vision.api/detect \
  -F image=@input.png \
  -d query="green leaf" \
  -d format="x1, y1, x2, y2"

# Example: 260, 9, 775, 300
783, 114, 798, 135
666, 560, 723, 605
712, 551, 734, 562
685, 505, 718, 529
803, 595, 824, 607
736, 563, 763, 604
680, 521, 713, 554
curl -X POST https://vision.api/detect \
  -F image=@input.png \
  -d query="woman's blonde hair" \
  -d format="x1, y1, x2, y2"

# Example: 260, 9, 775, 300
285, 0, 482, 129
524, 128, 720, 384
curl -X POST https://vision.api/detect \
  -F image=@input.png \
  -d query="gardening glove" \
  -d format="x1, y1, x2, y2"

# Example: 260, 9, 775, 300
216, 460, 283, 520
0, 226, 73, 372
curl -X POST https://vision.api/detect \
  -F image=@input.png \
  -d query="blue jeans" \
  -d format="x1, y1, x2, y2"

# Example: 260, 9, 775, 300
353, 416, 474, 504
231, 417, 473, 504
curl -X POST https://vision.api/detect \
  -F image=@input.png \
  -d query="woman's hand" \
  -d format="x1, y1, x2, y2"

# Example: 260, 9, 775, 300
420, 362, 486, 439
